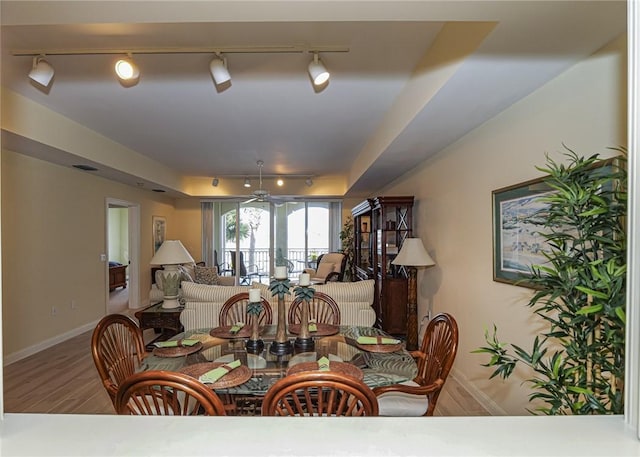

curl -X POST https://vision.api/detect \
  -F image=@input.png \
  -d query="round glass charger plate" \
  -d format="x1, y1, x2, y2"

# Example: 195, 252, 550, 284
209, 325, 260, 339
286, 361, 364, 381
355, 342, 403, 353
288, 323, 339, 337
179, 362, 253, 389
152, 341, 203, 358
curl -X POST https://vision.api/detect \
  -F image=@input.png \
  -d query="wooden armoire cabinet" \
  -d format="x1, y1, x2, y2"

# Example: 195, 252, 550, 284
352, 196, 414, 336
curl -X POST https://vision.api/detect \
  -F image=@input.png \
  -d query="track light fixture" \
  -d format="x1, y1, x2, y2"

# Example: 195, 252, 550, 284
244, 178, 251, 188
114, 54, 140, 87
209, 54, 231, 86
308, 52, 329, 86
305, 178, 313, 187
18, 46, 347, 92
28, 55, 55, 88
276, 177, 284, 187
211, 177, 219, 187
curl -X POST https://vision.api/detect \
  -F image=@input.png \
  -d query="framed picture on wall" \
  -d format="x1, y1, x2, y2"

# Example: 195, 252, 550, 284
152, 216, 166, 253
492, 177, 553, 288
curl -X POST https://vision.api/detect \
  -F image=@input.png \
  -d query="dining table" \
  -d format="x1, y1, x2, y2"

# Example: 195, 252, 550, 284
142, 324, 418, 415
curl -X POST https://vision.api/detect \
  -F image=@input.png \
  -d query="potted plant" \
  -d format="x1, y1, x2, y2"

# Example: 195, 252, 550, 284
339, 215, 355, 281
475, 147, 627, 414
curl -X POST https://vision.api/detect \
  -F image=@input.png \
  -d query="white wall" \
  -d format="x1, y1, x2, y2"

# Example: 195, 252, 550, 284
384, 34, 627, 414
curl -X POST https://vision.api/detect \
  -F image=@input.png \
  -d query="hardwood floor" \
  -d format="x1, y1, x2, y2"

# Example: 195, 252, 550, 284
3, 326, 490, 416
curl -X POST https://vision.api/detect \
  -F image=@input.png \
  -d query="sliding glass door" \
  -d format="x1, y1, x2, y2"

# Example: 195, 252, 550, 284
202, 200, 342, 283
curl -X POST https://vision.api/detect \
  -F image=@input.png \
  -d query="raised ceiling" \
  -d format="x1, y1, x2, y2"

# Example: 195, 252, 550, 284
0, 1, 627, 198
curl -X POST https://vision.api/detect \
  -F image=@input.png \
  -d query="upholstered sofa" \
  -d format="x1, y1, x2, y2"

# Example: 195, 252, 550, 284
179, 279, 376, 331
149, 265, 235, 303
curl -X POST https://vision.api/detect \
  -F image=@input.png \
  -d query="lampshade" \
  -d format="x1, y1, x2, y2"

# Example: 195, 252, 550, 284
209, 55, 231, 85
150, 240, 194, 266
308, 53, 330, 86
28, 55, 55, 87
392, 238, 435, 267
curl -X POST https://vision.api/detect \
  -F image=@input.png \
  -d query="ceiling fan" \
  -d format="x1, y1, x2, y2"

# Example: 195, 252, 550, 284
244, 160, 282, 204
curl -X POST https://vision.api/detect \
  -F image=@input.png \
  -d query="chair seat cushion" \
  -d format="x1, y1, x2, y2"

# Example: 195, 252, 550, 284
376, 380, 429, 416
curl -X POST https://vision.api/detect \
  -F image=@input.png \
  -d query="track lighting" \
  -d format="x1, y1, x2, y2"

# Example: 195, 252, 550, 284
18, 46, 347, 91
308, 53, 329, 86
28, 55, 55, 88
114, 55, 140, 87
276, 177, 284, 187
244, 178, 251, 188
305, 178, 313, 187
212, 177, 219, 187
209, 54, 231, 86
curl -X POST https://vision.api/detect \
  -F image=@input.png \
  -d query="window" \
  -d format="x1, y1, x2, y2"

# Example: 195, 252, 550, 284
202, 200, 342, 282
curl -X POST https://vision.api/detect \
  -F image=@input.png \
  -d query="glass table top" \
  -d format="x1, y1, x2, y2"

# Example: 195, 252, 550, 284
143, 325, 418, 395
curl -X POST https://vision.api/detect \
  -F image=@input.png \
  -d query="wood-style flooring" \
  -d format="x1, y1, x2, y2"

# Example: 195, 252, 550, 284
3, 327, 490, 416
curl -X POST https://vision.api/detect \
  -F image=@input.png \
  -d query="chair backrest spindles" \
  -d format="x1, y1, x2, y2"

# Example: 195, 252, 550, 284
91, 314, 147, 408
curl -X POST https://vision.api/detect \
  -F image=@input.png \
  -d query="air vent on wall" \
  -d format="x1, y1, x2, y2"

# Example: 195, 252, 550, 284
72, 164, 98, 171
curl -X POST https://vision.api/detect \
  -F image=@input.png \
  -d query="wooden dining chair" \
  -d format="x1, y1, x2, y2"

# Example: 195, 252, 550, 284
115, 370, 227, 416
373, 312, 459, 416
91, 314, 148, 408
262, 371, 378, 416
219, 292, 273, 326
288, 292, 341, 325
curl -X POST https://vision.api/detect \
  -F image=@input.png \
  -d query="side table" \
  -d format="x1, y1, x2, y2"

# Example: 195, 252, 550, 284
135, 302, 185, 351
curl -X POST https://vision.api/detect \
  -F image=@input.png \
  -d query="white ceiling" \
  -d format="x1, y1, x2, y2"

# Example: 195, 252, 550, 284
0, 1, 627, 199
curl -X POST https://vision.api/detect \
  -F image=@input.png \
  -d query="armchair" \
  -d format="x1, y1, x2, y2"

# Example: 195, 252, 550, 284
372, 313, 459, 416
303, 252, 347, 284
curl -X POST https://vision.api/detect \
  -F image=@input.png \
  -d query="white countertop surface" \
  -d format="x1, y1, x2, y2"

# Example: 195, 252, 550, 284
2, 413, 639, 456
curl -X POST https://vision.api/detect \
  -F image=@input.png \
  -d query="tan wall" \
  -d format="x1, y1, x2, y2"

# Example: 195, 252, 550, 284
383, 34, 627, 414
1, 150, 178, 357
173, 198, 203, 262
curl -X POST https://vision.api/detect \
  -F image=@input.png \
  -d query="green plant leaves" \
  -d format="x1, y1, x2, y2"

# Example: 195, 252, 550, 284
475, 147, 627, 415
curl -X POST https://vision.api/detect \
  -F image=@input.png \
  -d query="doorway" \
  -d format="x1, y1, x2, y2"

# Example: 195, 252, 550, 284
106, 198, 140, 313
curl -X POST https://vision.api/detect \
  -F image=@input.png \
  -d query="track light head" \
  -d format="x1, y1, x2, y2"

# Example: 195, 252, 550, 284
276, 177, 284, 187
115, 55, 140, 87
209, 54, 231, 86
308, 53, 329, 86
212, 177, 219, 187
28, 55, 55, 88
244, 177, 251, 188
305, 178, 313, 187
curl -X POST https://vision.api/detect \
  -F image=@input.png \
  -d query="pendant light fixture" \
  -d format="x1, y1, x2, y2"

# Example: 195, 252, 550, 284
114, 54, 140, 87
28, 55, 55, 88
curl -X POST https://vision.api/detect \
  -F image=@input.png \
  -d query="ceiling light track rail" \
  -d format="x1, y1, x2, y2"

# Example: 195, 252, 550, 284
12, 45, 350, 57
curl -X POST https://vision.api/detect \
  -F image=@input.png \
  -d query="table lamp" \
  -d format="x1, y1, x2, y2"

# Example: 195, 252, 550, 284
150, 240, 194, 309
392, 238, 435, 351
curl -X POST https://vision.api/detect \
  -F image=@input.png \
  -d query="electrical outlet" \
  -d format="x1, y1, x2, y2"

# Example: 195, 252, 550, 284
70, 300, 77, 310
51, 306, 58, 316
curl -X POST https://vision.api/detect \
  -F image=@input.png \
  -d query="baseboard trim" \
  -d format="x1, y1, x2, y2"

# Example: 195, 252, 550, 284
449, 367, 508, 416
3, 319, 101, 366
